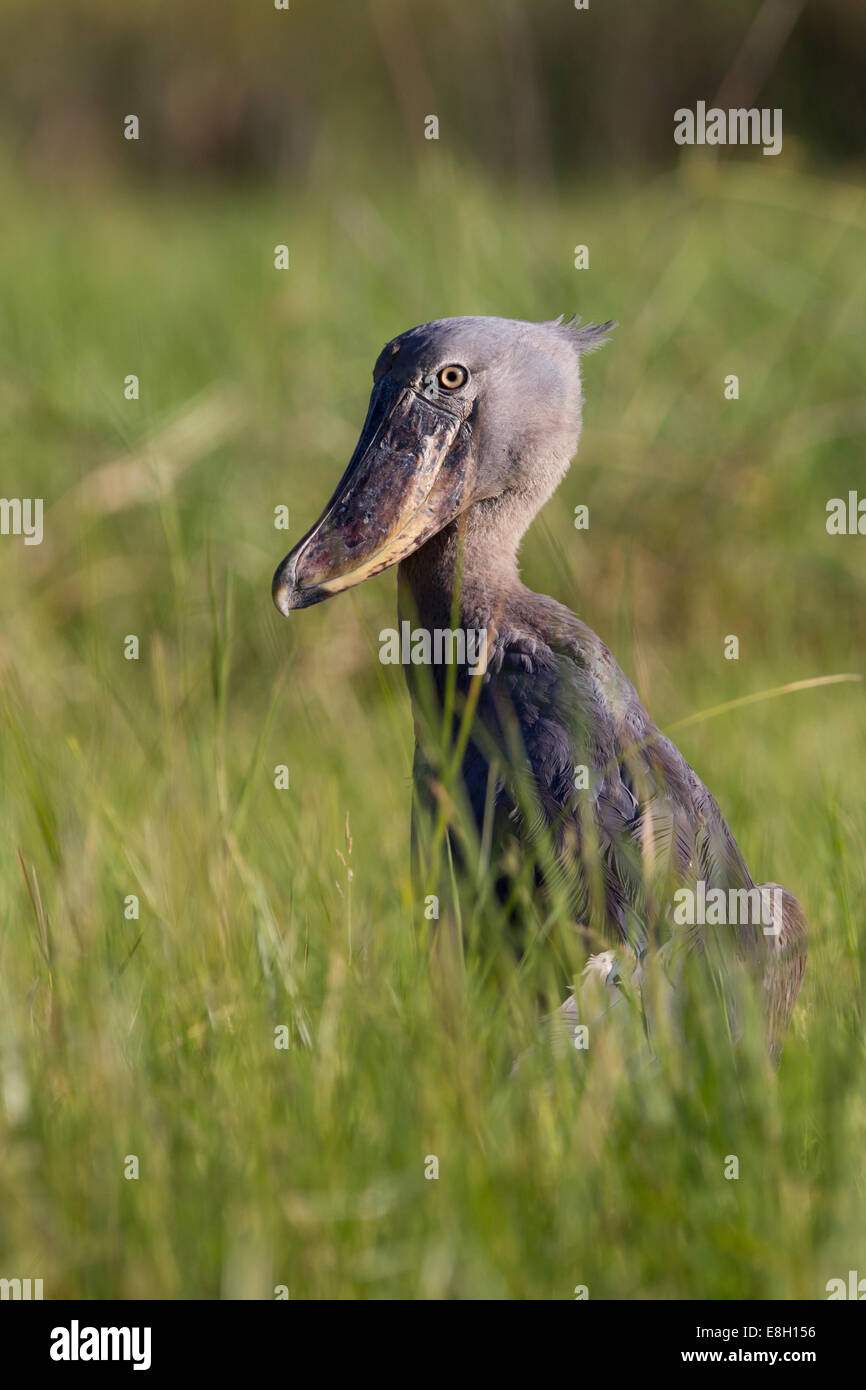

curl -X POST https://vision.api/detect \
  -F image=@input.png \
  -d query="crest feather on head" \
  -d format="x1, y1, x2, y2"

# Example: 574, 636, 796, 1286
546, 313, 617, 354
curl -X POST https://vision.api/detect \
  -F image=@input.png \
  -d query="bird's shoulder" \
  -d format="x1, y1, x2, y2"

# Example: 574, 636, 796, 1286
488, 591, 751, 883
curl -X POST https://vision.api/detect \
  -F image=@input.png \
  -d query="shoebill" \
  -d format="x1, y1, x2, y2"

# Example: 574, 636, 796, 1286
272, 315, 807, 1058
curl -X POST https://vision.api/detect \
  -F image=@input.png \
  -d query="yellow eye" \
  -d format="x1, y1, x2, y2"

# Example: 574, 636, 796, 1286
437, 364, 468, 390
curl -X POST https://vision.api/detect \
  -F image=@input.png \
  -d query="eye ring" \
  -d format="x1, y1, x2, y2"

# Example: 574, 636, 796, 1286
437, 364, 468, 390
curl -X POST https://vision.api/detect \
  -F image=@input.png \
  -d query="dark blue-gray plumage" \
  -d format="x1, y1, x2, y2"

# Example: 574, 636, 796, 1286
273, 315, 806, 1056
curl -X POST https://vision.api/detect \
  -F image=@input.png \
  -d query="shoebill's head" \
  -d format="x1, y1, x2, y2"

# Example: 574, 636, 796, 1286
272, 314, 613, 614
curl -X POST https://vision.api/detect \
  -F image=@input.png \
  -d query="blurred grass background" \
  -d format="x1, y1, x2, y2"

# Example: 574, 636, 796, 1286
0, 0, 865, 1298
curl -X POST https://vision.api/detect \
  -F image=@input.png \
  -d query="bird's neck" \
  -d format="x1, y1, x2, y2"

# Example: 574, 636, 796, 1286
398, 496, 525, 636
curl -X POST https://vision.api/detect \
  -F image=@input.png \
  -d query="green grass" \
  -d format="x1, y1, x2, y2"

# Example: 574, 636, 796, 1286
1, 152, 865, 1298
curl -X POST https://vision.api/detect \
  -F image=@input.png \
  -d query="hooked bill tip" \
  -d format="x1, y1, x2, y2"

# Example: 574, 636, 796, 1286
272, 582, 293, 617
272, 556, 299, 616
